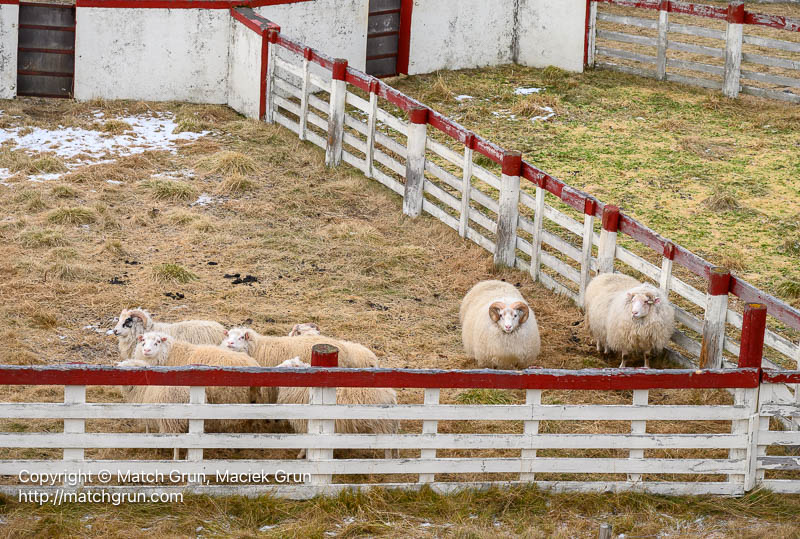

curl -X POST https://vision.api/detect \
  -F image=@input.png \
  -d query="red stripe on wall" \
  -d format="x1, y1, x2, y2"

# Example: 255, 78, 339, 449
396, 0, 413, 75
76, 0, 312, 8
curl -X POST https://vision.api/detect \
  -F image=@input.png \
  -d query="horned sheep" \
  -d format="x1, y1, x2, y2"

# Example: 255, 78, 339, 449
459, 280, 541, 369
112, 308, 225, 360
274, 357, 399, 459
584, 273, 675, 368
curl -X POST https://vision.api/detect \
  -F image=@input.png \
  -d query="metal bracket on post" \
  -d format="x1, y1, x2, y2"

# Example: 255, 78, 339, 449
325, 58, 348, 168
597, 205, 620, 274
308, 344, 338, 486
579, 198, 596, 308
494, 150, 522, 268
402, 106, 428, 218
723, 1, 745, 98
699, 267, 731, 370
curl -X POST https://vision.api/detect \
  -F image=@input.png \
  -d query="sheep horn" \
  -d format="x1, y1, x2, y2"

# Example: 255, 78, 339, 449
488, 302, 505, 323
511, 302, 530, 325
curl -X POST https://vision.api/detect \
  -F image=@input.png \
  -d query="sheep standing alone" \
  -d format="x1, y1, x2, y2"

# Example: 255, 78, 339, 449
584, 273, 675, 368
275, 357, 399, 459
112, 308, 225, 360
460, 280, 541, 369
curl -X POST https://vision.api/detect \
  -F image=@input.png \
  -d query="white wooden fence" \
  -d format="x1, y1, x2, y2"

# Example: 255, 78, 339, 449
588, 0, 800, 103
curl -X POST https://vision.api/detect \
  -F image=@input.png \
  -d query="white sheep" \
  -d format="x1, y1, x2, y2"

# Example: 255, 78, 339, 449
584, 273, 675, 368
288, 322, 321, 337
112, 308, 225, 360
459, 280, 541, 369
275, 357, 399, 459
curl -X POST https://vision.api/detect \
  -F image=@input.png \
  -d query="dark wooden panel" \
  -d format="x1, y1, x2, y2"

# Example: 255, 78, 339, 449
17, 74, 73, 98
367, 34, 398, 58
366, 57, 397, 78
368, 12, 399, 34
18, 50, 74, 74
369, 0, 400, 14
19, 28, 75, 50
19, 5, 75, 27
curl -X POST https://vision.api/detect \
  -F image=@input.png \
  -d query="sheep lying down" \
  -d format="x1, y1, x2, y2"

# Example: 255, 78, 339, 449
585, 273, 675, 368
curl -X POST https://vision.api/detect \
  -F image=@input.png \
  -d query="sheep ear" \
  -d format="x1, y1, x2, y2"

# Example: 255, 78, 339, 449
653, 296, 661, 305
244, 331, 251, 341
488, 302, 504, 323
223, 329, 228, 336
626, 292, 634, 301
137, 335, 144, 342
511, 302, 530, 325
160, 336, 167, 342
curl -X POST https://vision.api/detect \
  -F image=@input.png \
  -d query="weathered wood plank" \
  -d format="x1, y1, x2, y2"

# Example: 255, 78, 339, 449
597, 46, 658, 65
597, 12, 658, 29
597, 29, 657, 47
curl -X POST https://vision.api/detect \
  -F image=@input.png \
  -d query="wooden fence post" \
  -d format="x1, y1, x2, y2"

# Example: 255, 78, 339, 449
587, 0, 598, 68
265, 28, 279, 124
597, 205, 619, 274
723, 1, 745, 98
579, 198, 596, 307
187, 385, 205, 477
63, 382, 85, 483
530, 182, 545, 282
459, 133, 475, 238
736, 303, 766, 492
656, 0, 669, 80
628, 389, 648, 482
308, 344, 338, 485
495, 150, 522, 268
299, 47, 312, 141
365, 78, 379, 179
699, 267, 731, 370
402, 106, 428, 218
325, 58, 348, 168
520, 389, 541, 482
659, 241, 675, 294
419, 387, 439, 484
738, 303, 767, 369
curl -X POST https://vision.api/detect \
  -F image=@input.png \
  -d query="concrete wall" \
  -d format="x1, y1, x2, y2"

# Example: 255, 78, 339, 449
0, 4, 18, 99
256, 0, 368, 71
74, 8, 230, 103
227, 19, 263, 119
407, 0, 516, 75
516, 0, 586, 72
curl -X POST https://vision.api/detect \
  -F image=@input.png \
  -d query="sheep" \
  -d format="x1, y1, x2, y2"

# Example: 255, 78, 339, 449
288, 322, 321, 337
584, 273, 675, 368
132, 333, 267, 442
459, 280, 541, 369
274, 357, 399, 459
112, 307, 226, 360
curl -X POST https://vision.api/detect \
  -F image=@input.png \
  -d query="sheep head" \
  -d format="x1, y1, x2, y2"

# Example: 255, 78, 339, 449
488, 301, 530, 333
288, 323, 320, 337
113, 308, 152, 338
136, 332, 171, 361
277, 356, 309, 369
626, 286, 662, 320
222, 327, 254, 353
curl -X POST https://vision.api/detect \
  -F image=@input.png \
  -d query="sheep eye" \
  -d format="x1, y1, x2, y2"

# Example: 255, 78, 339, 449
122, 318, 133, 328
646, 300, 654, 305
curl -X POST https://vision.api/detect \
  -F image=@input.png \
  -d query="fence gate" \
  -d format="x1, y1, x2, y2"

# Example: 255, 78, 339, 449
366, 0, 402, 77
17, 2, 76, 98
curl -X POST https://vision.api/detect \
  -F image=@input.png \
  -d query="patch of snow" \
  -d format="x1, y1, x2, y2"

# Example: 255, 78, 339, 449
420, 522, 432, 528
514, 87, 544, 95
191, 193, 219, 207
342, 517, 356, 525
106, 180, 123, 185
531, 106, 556, 123
454, 95, 474, 102
259, 524, 278, 531
28, 173, 63, 183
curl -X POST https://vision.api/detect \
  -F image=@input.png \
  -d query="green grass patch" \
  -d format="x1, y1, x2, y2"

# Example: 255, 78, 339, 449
144, 178, 197, 201
18, 228, 69, 248
197, 150, 258, 177
50, 184, 78, 198
152, 263, 199, 284
455, 388, 515, 405
47, 207, 96, 225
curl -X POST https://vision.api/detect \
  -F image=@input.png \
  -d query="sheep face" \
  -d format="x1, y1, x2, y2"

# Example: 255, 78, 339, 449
288, 323, 320, 337
221, 328, 251, 353
113, 309, 149, 339
489, 301, 530, 333
277, 357, 309, 369
137, 333, 169, 360
626, 288, 661, 320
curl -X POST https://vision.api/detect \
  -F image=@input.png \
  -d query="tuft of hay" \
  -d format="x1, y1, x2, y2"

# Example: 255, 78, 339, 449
196, 151, 258, 177
193, 218, 217, 233
30, 312, 58, 329
15, 190, 47, 211
99, 119, 132, 134
216, 173, 256, 194
47, 207, 96, 225
50, 185, 78, 199
777, 279, 800, 300
167, 210, 199, 225
144, 178, 197, 201
510, 93, 561, 118
152, 263, 199, 284
45, 261, 87, 281
425, 73, 453, 101
455, 388, 515, 405
103, 240, 127, 258
29, 154, 68, 175
703, 188, 740, 212
18, 229, 69, 248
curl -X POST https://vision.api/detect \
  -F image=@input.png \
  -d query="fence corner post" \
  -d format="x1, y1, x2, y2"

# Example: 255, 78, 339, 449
494, 150, 522, 268
723, 1, 745, 98
659, 241, 675, 294
579, 198, 597, 308
699, 267, 731, 370
265, 27, 280, 124
597, 204, 619, 274
365, 78, 380, 179
325, 58, 348, 168
586, 0, 598, 68
419, 387, 440, 484
402, 105, 428, 218
459, 132, 475, 239
738, 303, 767, 370
656, 0, 670, 80
308, 344, 338, 485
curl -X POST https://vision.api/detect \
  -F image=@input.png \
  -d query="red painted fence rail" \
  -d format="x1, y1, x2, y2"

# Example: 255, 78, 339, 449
594, 0, 800, 32
0, 365, 761, 390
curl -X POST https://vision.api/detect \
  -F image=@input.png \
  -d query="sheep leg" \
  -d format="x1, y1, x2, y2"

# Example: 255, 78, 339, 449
296, 449, 306, 459
619, 354, 627, 368
644, 352, 650, 369
173, 447, 180, 461
384, 448, 395, 459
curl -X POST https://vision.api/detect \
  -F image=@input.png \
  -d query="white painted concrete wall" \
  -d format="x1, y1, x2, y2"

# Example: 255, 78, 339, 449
516, 0, 586, 72
228, 20, 263, 119
74, 8, 230, 103
407, 0, 516, 75
256, 0, 368, 71
0, 5, 18, 99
